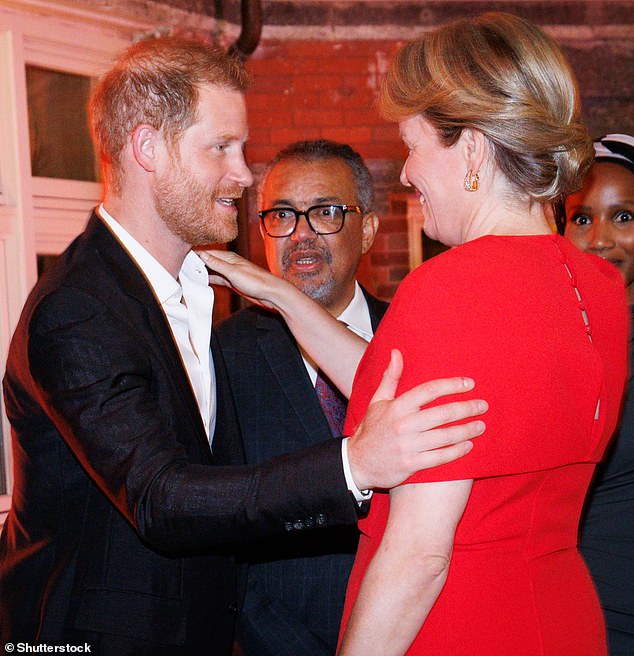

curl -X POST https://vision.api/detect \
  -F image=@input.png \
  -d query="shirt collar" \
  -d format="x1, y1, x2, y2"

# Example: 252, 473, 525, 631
97, 203, 208, 304
338, 282, 373, 343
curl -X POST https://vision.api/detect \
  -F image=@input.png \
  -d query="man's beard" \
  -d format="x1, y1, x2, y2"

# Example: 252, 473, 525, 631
153, 164, 240, 247
282, 243, 336, 306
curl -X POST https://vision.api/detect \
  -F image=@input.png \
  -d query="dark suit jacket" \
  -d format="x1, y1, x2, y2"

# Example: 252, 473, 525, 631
215, 289, 388, 655
0, 211, 359, 655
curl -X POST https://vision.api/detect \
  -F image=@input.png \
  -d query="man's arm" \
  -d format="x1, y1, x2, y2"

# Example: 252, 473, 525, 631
25, 287, 484, 553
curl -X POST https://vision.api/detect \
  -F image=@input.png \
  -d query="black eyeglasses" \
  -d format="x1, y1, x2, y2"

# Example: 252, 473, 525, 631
259, 204, 362, 238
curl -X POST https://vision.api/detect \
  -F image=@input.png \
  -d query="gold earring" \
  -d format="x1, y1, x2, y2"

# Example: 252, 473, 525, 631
464, 170, 479, 192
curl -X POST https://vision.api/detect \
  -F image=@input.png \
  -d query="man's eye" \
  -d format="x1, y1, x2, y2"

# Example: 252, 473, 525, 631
273, 210, 294, 220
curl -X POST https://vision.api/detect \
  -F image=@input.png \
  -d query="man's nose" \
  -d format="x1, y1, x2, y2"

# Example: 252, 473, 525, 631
229, 152, 254, 189
290, 213, 316, 241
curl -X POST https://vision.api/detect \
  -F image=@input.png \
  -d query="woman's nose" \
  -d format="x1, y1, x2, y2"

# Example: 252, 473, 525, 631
588, 221, 616, 251
400, 162, 411, 187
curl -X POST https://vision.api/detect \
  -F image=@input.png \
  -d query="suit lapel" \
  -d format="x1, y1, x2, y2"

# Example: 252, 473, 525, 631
253, 290, 388, 441
88, 213, 212, 459
209, 333, 246, 465
256, 312, 332, 438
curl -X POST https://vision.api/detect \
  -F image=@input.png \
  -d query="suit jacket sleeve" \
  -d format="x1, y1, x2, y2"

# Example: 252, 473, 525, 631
23, 284, 358, 554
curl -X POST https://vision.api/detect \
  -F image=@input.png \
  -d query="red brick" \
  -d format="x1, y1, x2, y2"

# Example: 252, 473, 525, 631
322, 126, 372, 143
377, 283, 399, 301
387, 234, 409, 250
282, 41, 365, 59
249, 75, 295, 94
292, 75, 343, 92
247, 58, 297, 76
269, 126, 323, 145
292, 109, 344, 127
249, 109, 293, 129
389, 267, 410, 282
354, 142, 404, 160
371, 124, 401, 142
339, 75, 375, 94
370, 234, 390, 252
246, 93, 289, 111
344, 109, 385, 126
296, 57, 375, 75
247, 127, 270, 146
376, 217, 407, 233
370, 251, 409, 266
319, 88, 376, 108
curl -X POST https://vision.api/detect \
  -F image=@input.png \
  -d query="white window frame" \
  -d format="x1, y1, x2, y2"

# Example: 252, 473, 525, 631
0, 1, 146, 525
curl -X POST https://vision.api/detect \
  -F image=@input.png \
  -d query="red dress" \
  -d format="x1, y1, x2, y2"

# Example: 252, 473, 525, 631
340, 234, 629, 655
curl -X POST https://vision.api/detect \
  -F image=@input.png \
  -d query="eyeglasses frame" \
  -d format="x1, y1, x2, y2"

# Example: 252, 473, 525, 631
258, 203, 363, 238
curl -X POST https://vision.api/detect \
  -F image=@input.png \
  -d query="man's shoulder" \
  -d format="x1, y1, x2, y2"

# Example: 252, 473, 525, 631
215, 305, 284, 341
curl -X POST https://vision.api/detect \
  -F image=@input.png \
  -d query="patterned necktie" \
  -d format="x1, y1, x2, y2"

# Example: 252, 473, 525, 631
315, 369, 347, 437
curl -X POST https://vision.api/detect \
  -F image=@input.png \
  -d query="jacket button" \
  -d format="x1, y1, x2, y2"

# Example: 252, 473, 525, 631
284, 521, 293, 531
315, 513, 327, 527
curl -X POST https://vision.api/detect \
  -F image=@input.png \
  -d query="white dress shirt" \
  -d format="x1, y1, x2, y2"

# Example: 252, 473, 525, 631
98, 205, 216, 442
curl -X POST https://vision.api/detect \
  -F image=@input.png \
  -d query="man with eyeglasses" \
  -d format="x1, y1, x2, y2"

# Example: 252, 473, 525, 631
215, 140, 389, 655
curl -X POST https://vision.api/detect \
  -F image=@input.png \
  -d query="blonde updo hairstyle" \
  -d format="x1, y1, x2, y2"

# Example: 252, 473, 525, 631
381, 12, 593, 202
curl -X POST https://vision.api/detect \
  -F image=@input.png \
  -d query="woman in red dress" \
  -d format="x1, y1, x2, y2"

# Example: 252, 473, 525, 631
335, 13, 628, 656
203, 13, 629, 656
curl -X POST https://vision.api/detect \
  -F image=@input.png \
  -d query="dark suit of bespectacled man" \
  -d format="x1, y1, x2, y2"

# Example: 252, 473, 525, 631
0, 38, 484, 656
216, 140, 388, 655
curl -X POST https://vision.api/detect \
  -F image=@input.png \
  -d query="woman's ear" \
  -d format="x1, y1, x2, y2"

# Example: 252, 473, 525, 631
461, 128, 488, 173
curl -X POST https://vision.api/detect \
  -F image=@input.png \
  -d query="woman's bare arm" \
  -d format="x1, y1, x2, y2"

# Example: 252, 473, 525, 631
338, 479, 473, 655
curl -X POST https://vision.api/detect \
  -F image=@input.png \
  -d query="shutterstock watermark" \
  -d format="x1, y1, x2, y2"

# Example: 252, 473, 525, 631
4, 645, 92, 653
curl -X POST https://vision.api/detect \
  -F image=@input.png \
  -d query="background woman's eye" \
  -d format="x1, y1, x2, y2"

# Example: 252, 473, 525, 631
571, 213, 591, 226
615, 210, 634, 223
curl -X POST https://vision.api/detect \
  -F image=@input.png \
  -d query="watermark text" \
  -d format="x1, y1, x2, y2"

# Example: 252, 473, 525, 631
4, 644, 92, 653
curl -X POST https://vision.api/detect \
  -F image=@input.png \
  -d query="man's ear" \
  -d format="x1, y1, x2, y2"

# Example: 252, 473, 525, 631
361, 211, 379, 254
131, 124, 161, 173
258, 220, 267, 241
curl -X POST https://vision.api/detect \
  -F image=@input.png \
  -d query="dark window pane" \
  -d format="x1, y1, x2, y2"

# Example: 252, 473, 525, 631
26, 65, 98, 182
